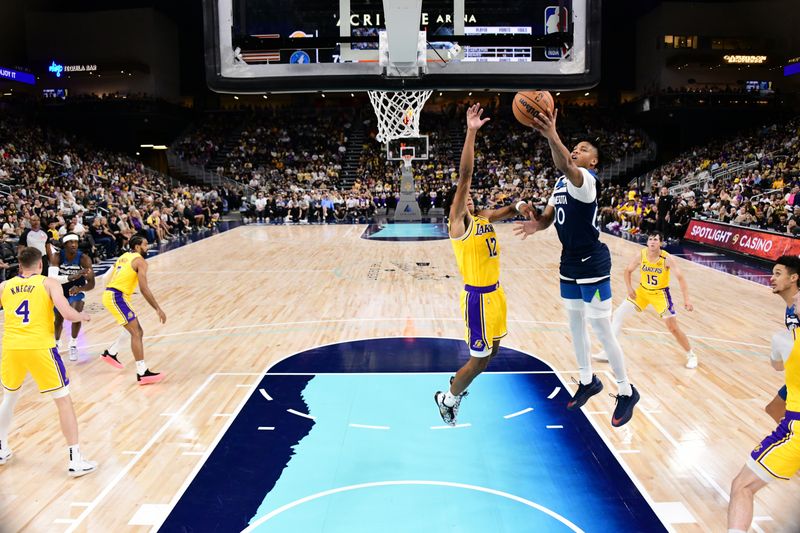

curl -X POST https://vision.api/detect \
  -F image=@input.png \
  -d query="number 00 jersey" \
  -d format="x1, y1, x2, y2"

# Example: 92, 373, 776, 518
450, 214, 500, 288
2, 274, 56, 349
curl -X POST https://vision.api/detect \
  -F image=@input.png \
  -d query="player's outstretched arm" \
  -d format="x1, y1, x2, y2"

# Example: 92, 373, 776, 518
530, 108, 584, 187
45, 277, 90, 322
513, 204, 555, 240
133, 257, 167, 324
666, 255, 693, 311
449, 103, 490, 238
479, 201, 534, 223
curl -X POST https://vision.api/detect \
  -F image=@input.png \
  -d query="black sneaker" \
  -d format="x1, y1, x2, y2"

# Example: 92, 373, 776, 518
100, 350, 124, 369
137, 369, 164, 385
434, 391, 464, 426
566, 375, 604, 411
611, 385, 640, 427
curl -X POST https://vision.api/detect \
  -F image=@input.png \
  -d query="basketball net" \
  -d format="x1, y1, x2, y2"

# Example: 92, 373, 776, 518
368, 90, 432, 144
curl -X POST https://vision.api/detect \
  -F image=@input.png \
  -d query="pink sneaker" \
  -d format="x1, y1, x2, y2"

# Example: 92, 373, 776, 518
100, 350, 124, 369
137, 369, 164, 385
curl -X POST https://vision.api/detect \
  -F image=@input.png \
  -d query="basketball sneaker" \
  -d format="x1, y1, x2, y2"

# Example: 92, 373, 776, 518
69, 345, 79, 362
68, 457, 98, 478
685, 353, 698, 369
611, 385, 640, 427
100, 350, 124, 369
566, 375, 604, 411
434, 391, 465, 426
137, 369, 164, 385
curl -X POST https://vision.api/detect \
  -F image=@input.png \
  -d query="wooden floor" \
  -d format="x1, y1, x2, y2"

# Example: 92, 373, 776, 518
0, 224, 795, 533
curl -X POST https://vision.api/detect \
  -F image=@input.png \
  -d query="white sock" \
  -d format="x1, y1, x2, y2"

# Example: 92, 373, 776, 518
590, 316, 633, 397
443, 390, 457, 407
69, 336, 78, 347
686, 349, 695, 357
135, 360, 147, 376
566, 307, 593, 385
0, 389, 20, 445
108, 329, 129, 355
68, 444, 81, 463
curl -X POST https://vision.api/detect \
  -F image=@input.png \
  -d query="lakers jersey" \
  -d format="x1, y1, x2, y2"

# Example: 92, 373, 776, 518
640, 249, 670, 290
2, 274, 56, 349
450, 215, 500, 287
786, 334, 800, 412
107, 252, 141, 295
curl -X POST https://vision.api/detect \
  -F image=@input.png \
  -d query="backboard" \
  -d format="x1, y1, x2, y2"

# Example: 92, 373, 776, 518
387, 136, 429, 160
204, 0, 600, 93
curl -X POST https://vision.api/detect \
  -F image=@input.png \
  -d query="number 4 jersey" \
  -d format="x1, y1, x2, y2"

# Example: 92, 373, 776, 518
2, 274, 56, 349
548, 168, 612, 283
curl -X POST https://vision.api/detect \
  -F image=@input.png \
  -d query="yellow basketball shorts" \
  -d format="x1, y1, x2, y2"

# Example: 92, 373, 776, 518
460, 283, 507, 357
1, 347, 69, 393
103, 288, 137, 326
749, 411, 800, 481
628, 285, 677, 318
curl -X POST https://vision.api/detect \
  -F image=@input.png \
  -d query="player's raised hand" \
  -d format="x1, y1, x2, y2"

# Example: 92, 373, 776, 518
531, 107, 558, 139
466, 103, 490, 132
513, 220, 540, 240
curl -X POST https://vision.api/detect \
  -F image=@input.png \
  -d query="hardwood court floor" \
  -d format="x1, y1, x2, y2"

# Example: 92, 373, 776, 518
0, 224, 795, 532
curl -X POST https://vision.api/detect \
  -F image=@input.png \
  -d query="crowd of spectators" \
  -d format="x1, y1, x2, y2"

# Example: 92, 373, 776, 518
600, 116, 800, 238
0, 111, 236, 278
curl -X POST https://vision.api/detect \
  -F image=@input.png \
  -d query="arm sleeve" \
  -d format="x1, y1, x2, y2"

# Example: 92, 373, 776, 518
565, 168, 597, 203
48, 266, 69, 284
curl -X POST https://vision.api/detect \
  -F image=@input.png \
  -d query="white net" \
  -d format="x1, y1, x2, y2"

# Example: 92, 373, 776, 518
367, 90, 433, 144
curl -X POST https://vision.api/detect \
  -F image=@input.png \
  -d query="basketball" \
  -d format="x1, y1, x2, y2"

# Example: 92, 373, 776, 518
512, 90, 555, 128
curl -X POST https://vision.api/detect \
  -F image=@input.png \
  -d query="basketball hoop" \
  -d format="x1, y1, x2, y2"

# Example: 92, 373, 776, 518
368, 89, 433, 144
401, 154, 414, 168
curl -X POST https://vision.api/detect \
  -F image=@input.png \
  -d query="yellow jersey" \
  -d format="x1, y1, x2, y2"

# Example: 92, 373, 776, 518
640, 249, 670, 290
787, 334, 800, 412
450, 215, 500, 287
2, 274, 56, 349
107, 252, 141, 295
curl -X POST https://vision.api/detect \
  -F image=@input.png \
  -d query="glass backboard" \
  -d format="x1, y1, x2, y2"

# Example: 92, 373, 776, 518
204, 0, 600, 93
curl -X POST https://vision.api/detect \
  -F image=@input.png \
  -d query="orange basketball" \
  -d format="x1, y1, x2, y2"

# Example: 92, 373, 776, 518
512, 90, 554, 128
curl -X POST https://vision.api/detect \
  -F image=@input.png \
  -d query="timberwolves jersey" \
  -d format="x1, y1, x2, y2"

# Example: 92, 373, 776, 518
548, 168, 611, 282
59, 250, 86, 297
450, 214, 500, 287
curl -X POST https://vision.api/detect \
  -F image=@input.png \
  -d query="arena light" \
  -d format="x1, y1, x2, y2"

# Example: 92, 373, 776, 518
140, 144, 153, 148
724, 55, 767, 64
135, 151, 140, 156
233, 95, 239, 100
584, 92, 590, 96
262, 94, 267, 99
153, 145, 168, 150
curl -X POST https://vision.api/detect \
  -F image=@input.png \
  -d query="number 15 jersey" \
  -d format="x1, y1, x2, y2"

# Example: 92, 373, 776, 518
450, 214, 500, 287
2, 274, 56, 349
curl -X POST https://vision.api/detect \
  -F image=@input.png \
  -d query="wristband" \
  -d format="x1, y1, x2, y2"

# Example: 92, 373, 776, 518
515, 201, 526, 213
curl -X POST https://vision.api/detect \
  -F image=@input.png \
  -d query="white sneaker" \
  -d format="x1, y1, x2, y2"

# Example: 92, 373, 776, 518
0, 448, 12, 465
68, 458, 98, 478
592, 351, 609, 362
685, 354, 698, 369
69, 345, 78, 361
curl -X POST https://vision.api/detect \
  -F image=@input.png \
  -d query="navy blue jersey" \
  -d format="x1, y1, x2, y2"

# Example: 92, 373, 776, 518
59, 250, 86, 297
548, 168, 611, 282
